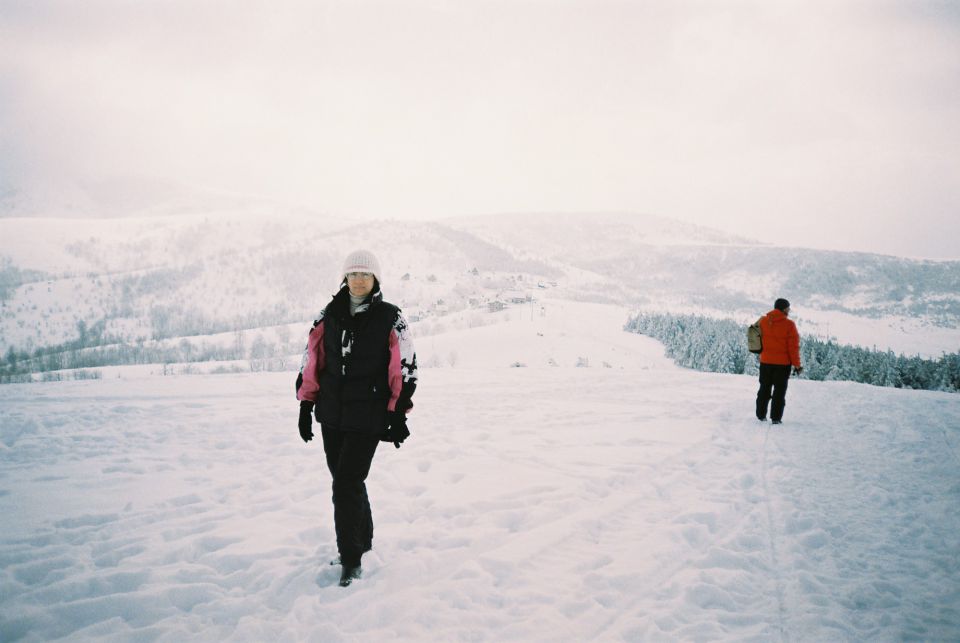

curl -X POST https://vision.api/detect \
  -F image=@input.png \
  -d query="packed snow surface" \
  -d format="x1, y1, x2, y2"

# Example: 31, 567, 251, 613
1, 304, 959, 641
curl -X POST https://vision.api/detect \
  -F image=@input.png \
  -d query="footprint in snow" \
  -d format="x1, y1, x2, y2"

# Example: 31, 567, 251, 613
785, 515, 815, 535
800, 530, 829, 550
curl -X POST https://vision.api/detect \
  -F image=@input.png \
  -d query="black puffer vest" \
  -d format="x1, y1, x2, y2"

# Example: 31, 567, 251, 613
316, 287, 399, 435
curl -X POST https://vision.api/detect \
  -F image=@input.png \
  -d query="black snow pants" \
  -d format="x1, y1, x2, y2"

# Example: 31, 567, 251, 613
756, 363, 792, 422
321, 425, 380, 567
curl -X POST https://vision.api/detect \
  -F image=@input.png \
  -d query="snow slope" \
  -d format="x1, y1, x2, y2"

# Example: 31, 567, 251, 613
1, 305, 959, 641
3, 211, 959, 359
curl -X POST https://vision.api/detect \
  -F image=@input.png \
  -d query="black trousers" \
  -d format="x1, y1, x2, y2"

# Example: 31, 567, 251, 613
756, 363, 792, 422
321, 426, 380, 567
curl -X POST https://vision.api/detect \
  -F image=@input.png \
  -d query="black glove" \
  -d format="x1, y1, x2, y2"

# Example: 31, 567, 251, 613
298, 401, 314, 443
793, 366, 803, 376
382, 411, 410, 449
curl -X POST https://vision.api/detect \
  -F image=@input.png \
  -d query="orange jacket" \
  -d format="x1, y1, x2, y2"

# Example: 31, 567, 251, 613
759, 309, 801, 367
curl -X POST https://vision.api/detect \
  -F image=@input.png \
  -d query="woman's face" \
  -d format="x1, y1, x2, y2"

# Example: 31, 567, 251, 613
346, 272, 375, 298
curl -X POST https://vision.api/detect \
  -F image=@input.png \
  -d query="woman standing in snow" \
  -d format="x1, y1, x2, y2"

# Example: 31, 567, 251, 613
296, 249, 418, 587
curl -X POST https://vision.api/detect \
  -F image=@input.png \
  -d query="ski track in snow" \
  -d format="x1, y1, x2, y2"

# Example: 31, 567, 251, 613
1, 331, 959, 640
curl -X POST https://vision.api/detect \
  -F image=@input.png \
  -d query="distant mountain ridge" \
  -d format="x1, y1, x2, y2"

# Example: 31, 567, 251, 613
1, 210, 958, 358
443, 211, 760, 258
445, 213, 960, 321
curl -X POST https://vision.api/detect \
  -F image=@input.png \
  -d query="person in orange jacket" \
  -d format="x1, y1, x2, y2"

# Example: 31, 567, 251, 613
756, 298, 802, 425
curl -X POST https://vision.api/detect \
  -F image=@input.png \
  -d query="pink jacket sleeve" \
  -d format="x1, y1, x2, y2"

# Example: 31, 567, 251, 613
387, 329, 402, 412
386, 311, 418, 413
297, 321, 326, 402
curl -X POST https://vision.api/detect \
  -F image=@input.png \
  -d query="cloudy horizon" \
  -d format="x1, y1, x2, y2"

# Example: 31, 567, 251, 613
2, 0, 959, 259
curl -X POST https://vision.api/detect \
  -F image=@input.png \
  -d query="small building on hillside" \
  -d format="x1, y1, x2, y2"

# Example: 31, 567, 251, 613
503, 290, 533, 304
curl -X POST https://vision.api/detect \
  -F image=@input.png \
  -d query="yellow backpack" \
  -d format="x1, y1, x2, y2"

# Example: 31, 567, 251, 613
747, 318, 763, 354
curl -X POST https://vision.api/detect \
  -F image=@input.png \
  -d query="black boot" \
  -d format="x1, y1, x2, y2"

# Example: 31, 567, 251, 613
339, 564, 362, 587
330, 543, 372, 566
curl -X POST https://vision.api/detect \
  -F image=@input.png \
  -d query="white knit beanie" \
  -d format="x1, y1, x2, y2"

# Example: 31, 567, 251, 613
342, 249, 381, 281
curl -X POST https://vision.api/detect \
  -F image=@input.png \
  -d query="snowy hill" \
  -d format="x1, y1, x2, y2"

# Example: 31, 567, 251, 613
441, 211, 759, 258
446, 213, 960, 355
1, 211, 959, 362
1, 302, 958, 640
0, 216, 551, 353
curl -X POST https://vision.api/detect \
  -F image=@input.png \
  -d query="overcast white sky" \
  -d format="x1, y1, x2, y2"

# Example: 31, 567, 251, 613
1, 0, 958, 258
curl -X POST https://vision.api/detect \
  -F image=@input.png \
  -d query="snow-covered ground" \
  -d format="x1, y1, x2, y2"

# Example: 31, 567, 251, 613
1, 305, 959, 641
